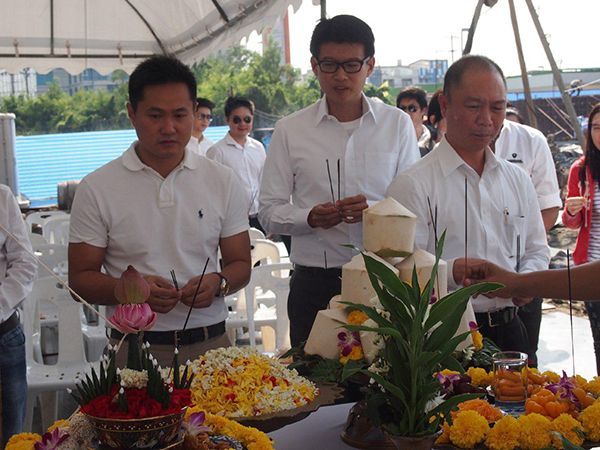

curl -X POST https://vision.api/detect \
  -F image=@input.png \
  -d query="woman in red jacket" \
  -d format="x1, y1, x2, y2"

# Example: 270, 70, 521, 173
563, 102, 600, 374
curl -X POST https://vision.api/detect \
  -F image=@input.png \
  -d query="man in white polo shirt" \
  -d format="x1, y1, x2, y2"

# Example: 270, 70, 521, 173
69, 56, 251, 366
259, 15, 419, 347
387, 55, 549, 353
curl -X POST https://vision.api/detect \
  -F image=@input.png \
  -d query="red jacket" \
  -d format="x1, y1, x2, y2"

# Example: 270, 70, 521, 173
562, 157, 595, 265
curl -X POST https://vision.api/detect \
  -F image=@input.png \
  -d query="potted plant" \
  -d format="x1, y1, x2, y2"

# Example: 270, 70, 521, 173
342, 233, 501, 450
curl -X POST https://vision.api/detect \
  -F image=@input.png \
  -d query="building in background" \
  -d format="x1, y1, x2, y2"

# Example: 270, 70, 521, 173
0, 69, 36, 97
262, 12, 291, 65
368, 59, 448, 93
36, 68, 125, 95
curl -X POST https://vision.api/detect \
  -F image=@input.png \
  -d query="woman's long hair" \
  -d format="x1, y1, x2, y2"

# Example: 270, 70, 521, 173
581, 103, 600, 187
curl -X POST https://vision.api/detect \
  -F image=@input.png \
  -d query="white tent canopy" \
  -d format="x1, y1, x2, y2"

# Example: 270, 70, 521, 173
0, 0, 301, 75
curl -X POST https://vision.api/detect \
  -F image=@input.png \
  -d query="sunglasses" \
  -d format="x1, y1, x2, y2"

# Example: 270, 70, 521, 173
398, 104, 419, 113
232, 116, 252, 124
198, 113, 213, 122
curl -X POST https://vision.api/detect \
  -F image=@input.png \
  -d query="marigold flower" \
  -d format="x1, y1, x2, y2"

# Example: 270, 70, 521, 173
449, 410, 489, 448
543, 370, 560, 384
347, 310, 369, 325
586, 377, 600, 395
47, 419, 69, 432
455, 399, 503, 423
573, 374, 588, 388
579, 401, 600, 441
551, 413, 584, 449
518, 413, 552, 450
435, 421, 451, 445
5, 433, 42, 450
485, 415, 521, 450
467, 367, 493, 388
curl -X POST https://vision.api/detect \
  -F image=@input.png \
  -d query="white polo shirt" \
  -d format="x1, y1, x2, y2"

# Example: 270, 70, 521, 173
206, 134, 266, 216
259, 94, 419, 268
69, 143, 249, 331
186, 135, 214, 157
494, 119, 561, 211
387, 137, 550, 313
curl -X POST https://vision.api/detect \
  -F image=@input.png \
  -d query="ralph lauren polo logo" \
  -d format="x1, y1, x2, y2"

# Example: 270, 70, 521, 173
198, 209, 204, 219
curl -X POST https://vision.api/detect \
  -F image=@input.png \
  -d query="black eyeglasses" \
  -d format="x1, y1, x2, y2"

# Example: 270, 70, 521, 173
316, 56, 371, 74
198, 113, 213, 122
398, 104, 419, 113
232, 116, 252, 124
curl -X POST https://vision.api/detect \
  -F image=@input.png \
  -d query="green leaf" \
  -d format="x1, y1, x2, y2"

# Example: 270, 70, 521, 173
339, 301, 394, 329
341, 359, 367, 382
554, 432, 585, 450
311, 359, 342, 383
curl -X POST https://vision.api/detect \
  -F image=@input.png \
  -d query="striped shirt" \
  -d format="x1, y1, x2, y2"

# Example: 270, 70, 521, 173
589, 182, 600, 261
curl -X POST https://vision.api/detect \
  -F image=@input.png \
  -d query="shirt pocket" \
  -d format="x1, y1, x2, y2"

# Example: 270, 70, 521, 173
502, 214, 526, 271
364, 151, 396, 194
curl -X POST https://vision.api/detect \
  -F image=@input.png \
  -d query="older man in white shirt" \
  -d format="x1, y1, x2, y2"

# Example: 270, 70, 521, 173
259, 15, 419, 347
387, 55, 549, 353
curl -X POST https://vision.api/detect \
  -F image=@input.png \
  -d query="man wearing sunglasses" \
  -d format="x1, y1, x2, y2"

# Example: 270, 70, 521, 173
187, 97, 215, 156
396, 87, 434, 157
207, 96, 266, 232
259, 15, 419, 347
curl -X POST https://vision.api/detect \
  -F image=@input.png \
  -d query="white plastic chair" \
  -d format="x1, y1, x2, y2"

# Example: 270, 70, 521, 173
251, 238, 281, 266
22, 277, 96, 431
25, 210, 68, 232
248, 227, 266, 241
28, 232, 48, 246
226, 262, 292, 353
32, 243, 68, 275
81, 305, 108, 362
42, 216, 70, 245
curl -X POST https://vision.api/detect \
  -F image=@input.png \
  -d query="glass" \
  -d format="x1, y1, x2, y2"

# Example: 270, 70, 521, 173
232, 116, 252, 124
198, 113, 213, 122
492, 351, 528, 411
399, 104, 418, 113
316, 57, 371, 74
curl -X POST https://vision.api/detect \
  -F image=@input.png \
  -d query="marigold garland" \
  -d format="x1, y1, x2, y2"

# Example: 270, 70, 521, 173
586, 376, 600, 396
542, 370, 561, 384
485, 415, 521, 450
347, 310, 369, 325
454, 399, 503, 423
5, 433, 42, 450
579, 401, 600, 441
448, 410, 489, 448
551, 413, 584, 449
518, 412, 552, 450
47, 419, 70, 432
466, 367, 494, 388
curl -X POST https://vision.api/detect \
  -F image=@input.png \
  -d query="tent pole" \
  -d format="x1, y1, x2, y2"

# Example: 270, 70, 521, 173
508, 0, 538, 128
524, 0, 584, 146
320, 0, 326, 20
462, 0, 485, 55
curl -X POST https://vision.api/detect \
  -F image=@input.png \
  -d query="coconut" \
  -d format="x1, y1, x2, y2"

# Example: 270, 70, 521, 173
363, 197, 416, 257
341, 253, 399, 307
394, 249, 448, 298
304, 308, 348, 359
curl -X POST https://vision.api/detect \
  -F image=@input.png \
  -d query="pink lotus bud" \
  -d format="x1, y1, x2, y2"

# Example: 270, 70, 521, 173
109, 303, 157, 334
114, 265, 150, 304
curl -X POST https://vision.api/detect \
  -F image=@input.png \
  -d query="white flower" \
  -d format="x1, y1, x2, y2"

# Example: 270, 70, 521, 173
424, 393, 445, 413
119, 368, 148, 389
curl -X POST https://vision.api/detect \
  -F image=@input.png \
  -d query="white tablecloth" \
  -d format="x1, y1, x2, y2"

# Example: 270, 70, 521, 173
268, 403, 355, 450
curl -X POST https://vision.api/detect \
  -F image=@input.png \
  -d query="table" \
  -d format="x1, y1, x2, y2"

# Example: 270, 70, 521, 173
268, 403, 355, 450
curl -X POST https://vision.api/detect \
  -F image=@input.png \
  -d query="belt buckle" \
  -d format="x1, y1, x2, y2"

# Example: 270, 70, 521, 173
487, 311, 501, 328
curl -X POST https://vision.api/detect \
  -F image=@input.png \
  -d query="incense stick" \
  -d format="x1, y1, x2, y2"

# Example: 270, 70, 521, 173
567, 249, 576, 375
170, 269, 179, 291
464, 178, 468, 278
324, 250, 328, 270
325, 159, 336, 204
336, 158, 341, 202
515, 235, 521, 273
181, 257, 210, 332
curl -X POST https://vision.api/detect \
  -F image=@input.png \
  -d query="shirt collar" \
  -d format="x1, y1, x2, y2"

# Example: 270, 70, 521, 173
437, 136, 499, 178
121, 140, 198, 172
313, 92, 376, 127
225, 132, 245, 149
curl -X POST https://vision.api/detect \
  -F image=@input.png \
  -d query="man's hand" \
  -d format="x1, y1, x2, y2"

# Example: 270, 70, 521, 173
337, 194, 368, 224
458, 258, 517, 298
565, 196, 586, 216
307, 202, 343, 229
180, 273, 221, 309
143, 275, 181, 313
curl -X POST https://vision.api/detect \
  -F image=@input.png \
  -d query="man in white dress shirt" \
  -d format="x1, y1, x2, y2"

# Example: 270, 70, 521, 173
259, 15, 419, 347
187, 97, 215, 156
207, 96, 267, 232
387, 55, 549, 353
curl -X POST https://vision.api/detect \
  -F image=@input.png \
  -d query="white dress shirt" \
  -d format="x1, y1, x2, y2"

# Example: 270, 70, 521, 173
0, 185, 37, 322
186, 135, 214, 157
206, 134, 266, 216
259, 94, 419, 268
494, 119, 561, 211
387, 137, 550, 313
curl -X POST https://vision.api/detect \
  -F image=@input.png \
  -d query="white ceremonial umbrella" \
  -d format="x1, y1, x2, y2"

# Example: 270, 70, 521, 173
0, 0, 301, 74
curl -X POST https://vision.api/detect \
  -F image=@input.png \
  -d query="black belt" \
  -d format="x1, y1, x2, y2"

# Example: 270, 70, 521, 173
109, 321, 226, 346
0, 311, 19, 337
293, 264, 342, 277
476, 307, 518, 328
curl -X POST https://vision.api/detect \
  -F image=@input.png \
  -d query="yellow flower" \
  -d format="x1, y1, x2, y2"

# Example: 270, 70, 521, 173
542, 370, 560, 384
470, 329, 484, 350
579, 401, 600, 441
551, 413, 584, 449
518, 413, 552, 450
449, 410, 489, 448
347, 310, 369, 325
467, 367, 494, 388
340, 345, 364, 365
47, 419, 70, 432
5, 433, 42, 450
439, 369, 460, 377
586, 376, 600, 395
435, 421, 451, 445
573, 374, 589, 388
485, 415, 521, 450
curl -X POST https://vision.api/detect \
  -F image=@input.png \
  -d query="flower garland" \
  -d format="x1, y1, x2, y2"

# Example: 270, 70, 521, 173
189, 347, 318, 417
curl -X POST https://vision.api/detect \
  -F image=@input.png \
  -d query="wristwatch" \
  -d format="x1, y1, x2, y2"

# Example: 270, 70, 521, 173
216, 272, 230, 297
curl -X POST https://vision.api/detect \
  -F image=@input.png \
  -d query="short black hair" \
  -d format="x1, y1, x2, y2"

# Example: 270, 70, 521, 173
505, 106, 524, 124
197, 97, 215, 111
443, 55, 506, 99
427, 89, 443, 124
128, 55, 197, 111
224, 96, 255, 118
396, 87, 428, 109
309, 15, 375, 59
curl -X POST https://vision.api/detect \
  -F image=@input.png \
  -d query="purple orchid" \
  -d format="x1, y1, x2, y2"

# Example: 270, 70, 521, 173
337, 330, 361, 357
34, 428, 69, 450
429, 288, 438, 305
546, 370, 578, 405
468, 321, 478, 330
183, 411, 212, 437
